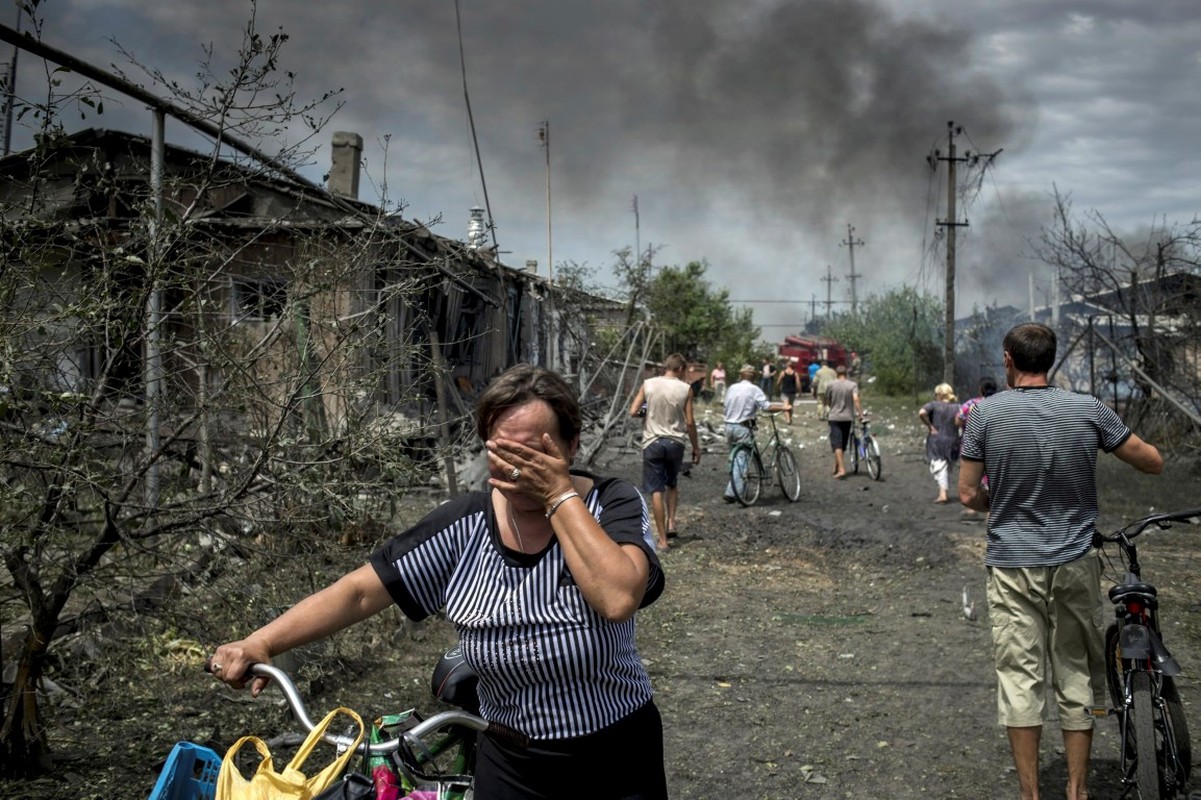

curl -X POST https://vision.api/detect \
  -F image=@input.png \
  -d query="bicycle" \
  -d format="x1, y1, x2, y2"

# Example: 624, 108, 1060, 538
847, 414, 882, 481
1092, 508, 1201, 799
728, 411, 801, 506
210, 649, 519, 799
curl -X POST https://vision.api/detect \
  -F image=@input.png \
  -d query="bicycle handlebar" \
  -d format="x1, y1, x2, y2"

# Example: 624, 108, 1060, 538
1098, 508, 1201, 544
246, 663, 491, 756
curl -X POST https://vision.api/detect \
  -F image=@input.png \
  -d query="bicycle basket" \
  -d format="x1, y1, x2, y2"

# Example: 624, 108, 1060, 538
146, 741, 221, 800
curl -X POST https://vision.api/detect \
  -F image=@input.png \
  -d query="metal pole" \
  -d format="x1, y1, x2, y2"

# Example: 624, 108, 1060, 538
633, 194, 640, 273
145, 109, 165, 507
944, 126, 958, 387
1088, 316, 1095, 395
544, 120, 552, 284
1, 1, 20, 157
539, 120, 555, 370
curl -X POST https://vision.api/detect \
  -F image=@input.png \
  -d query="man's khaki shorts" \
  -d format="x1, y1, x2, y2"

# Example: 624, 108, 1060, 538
986, 550, 1105, 730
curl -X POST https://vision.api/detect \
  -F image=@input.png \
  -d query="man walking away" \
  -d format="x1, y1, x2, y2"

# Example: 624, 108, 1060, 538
630, 353, 700, 550
760, 358, 776, 400
722, 364, 788, 502
823, 364, 862, 479
813, 360, 837, 420
958, 322, 1162, 800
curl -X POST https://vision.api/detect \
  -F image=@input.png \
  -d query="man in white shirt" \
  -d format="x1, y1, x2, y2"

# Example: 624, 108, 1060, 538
722, 364, 788, 502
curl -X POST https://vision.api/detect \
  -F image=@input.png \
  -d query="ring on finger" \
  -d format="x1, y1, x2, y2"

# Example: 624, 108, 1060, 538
509, 467, 521, 481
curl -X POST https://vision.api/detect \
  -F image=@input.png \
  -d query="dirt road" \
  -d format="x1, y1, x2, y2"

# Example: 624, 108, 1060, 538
600, 396, 1201, 799
4, 394, 1200, 800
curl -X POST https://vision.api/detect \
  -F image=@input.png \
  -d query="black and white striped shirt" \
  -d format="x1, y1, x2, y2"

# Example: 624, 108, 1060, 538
960, 386, 1131, 568
370, 473, 662, 740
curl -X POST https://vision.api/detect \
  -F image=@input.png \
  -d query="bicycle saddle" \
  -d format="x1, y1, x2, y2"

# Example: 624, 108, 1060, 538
1108, 576, 1157, 603
431, 644, 481, 714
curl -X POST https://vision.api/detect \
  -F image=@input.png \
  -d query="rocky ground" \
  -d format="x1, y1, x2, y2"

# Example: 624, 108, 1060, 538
4, 392, 1201, 799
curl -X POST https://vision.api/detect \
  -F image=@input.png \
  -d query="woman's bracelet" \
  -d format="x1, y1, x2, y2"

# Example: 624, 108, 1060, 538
545, 490, 581, 519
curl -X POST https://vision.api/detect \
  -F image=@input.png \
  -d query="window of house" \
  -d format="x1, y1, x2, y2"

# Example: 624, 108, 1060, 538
232, 277, 289, 321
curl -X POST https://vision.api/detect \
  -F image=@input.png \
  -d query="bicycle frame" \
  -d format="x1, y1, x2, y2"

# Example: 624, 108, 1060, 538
847, 416, 882, 480
758, 413, 787, 472
727, 412, 800, 505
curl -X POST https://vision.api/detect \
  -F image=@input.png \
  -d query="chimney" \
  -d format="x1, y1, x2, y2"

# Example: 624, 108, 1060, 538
328, 131, 363, 199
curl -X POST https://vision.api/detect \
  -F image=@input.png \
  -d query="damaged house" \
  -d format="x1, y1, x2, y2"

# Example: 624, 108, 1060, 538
0, 126, 596, 490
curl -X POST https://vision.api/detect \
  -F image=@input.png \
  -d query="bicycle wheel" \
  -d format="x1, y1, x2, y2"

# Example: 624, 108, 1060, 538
865, 437, 882, 481
775, 447, 801, 502
1131, 671, 1162, 800
730, 445, 763, 506
849, 436, 860, 474
1105, 623, 1124, 712
1163, 676, 1192, 793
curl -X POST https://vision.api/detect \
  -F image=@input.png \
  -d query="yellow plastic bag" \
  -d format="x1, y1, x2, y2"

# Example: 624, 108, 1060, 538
216, 707, 365, 800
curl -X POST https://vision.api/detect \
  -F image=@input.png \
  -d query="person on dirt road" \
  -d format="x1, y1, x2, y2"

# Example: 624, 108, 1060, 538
722, 363, 789, 502
759, 357, 776, 399
958, 322, 1163, 800
709, 361, 728, 402
813, 359, 837, 420
776, 359, 800, 424
956, 376, 998, 520
630, 353, 701, 551
823, 364, 862, 479
918, 382, 961, 504
209, 364, 669, 800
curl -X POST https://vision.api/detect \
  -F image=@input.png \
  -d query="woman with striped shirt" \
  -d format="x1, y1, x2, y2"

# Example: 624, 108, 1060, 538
208, 365, 667, 799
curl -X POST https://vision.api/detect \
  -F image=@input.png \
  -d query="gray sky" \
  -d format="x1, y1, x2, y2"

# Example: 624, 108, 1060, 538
8, 0, 1200, 339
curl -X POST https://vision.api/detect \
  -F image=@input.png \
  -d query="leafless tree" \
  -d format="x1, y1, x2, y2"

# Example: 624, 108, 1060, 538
1037, 189, 1201, 443
0, 9, 439, 773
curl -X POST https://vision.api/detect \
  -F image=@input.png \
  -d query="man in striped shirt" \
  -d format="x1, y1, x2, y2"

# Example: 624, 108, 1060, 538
958, 322, 1162, 800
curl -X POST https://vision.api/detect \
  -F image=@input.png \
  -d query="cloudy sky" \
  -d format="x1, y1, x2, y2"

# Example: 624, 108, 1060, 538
6, 0, 1200, 339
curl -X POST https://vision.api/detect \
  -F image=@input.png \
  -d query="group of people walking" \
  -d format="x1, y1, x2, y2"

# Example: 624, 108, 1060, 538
205, 322, 1163, 800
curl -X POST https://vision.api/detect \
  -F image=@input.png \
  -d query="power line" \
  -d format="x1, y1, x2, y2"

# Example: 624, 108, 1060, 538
730, 299, 851, 304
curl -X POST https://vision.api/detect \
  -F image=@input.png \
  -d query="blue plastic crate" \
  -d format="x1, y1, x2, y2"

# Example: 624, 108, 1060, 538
147, 741, 222, 800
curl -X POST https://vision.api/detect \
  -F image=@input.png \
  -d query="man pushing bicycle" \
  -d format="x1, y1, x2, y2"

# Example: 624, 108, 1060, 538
721, 363, 788, 503
958, 322, 1162, 800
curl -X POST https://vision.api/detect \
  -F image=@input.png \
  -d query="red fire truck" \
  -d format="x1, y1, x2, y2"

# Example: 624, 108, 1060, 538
777, 335, 847, 391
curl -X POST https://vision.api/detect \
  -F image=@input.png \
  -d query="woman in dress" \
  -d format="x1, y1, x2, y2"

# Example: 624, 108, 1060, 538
919, 382, 961, 503
208, 364, 667, 799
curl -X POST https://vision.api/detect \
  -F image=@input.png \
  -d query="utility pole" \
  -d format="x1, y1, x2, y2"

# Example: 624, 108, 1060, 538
538, 121, 552, 283
537, 120, 555, 369
930, 121, 971, 387
821, 264, 838, 320
840, 224, 865, 315
632, 194, 640, 271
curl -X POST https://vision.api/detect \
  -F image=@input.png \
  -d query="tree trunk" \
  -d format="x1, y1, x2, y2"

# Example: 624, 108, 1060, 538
1, 626, 55, 777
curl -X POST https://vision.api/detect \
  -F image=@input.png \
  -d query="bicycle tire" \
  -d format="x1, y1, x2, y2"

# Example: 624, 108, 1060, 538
1131, 671, 1162, 800
731, 445, 763, 506
1105, 623, 1124, 712
775, 447, 801, 502
865, 437, 882, 481
1107, 624, 1191, 795
849, 436, 860, 474
1163, 676, 1192, 793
